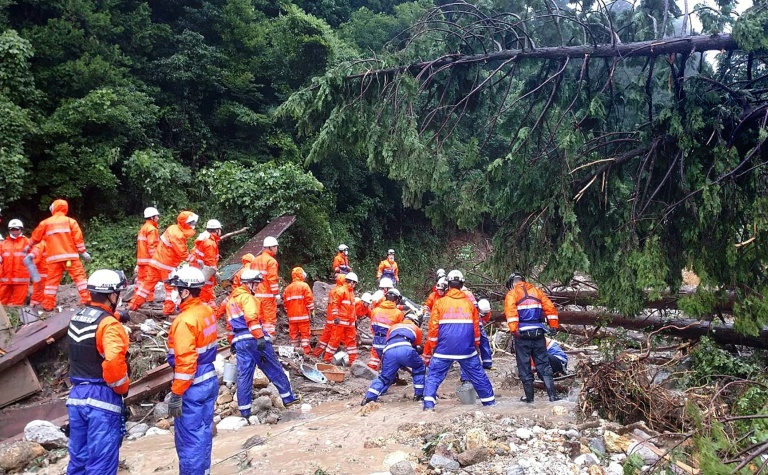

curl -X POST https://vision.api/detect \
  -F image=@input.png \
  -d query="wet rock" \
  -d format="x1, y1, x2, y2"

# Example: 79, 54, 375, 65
145, 427, 170, 437
153, 402, 169, 421
217, 416, 248, 431
604, 430, 632, 453
574, 453, 600, 467
155, 419, 171, 430
457, 448, 488, 467
627, 441, 660, 464
515, 428, 533, 440
350, 361, 378, 380
24, 420, 68, 449
0, 441, 46, 471
252, 395, 272, 412
216, 393, 233, 405
389, 460, 415, 475
589, 437, 606, 456
127, 423, 149, 438
463, 428, 489, 451
428, 454, 459, 471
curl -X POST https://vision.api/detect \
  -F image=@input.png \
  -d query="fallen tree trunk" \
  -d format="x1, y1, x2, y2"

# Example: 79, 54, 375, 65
547, 290, 735, 312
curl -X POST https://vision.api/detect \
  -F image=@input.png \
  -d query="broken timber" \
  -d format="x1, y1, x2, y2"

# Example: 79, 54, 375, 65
0, 308, 75, 375
547, 289, 735, 312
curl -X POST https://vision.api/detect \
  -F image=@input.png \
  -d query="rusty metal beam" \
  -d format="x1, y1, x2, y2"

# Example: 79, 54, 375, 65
0, 309, 75, 374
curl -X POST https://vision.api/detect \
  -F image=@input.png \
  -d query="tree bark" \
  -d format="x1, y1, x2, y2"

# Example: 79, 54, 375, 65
547, 289, 735, 312
347, 35, 738, 80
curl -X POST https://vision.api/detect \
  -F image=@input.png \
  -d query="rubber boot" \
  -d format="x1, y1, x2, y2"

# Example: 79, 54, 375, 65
520, 382, 534, 403
543, 375, 561, 401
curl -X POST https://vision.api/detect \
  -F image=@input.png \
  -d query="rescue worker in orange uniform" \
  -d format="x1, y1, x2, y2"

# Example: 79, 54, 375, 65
27, 241, 48, 307
424, 277, 447, 312
231, 253, 255, 289
311, 273, 346, 357
226, 269, 300, 417
0, 220, 31, 305
66, 269, 130, 474
322, 272, 359, 364
129, 211, 198, 316
505, 272, 561, 403
248, 236, 280, 337
165, 266, 218, 475
28, 199, 92, 310
422, 270, 495, 411
367, 289, 405, 371
192, 219, 222, 307
376, 249, 399, 285
332, 244, 351, 276
283, 267, 315, 354
135, 207, 160, 302
356, 292, 373, 321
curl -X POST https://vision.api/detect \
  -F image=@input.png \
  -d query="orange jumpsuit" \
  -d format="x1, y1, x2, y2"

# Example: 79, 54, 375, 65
136, 219, 159, 301
504, 282, 559, 333
231, 253, 255, 289
312, 273, 346, 357
322, 282, 358, 364
377, 258, 399, 283
130, 211, 196, 315
192, 231, 220, 306
282, 268, 315, 354
28, 199, 90, 310
332, 252, 350, 275
424, 287, 440, 311
248, 249, 279, 337
0, 234, 30, 305
367, 301, 404, 370
28, 242, 49, 307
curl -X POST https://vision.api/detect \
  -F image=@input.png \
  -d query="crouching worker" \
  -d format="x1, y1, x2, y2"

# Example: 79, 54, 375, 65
66, 269, 131, 475
166, 266, 218, 475
362, 312, 426, 405
226, 269, 300, 418
532, 338, 568, 378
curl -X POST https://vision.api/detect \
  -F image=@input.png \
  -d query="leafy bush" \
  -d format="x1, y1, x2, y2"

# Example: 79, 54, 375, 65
84, 216, 140, 275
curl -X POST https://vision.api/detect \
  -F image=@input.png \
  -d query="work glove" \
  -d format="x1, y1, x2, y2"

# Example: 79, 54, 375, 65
256, 337, 266, 352
547, 327, 558, 337
415, 345, 423, 355
117, 309, 131, 323
333, 318, 340, 325
80, 252, 92, 263
168, 393, 183, 418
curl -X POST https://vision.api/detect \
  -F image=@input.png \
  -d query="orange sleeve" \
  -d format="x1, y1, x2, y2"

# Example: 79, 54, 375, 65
170, 318, 197, 395
305, 284, 315, 311
148, 228, 159, 256
425, 291, 436, 310
97, 317, 130, 395
540, 290, 559, 329
505, 289, 520, 333
414, 326, 423, 346
471, 303, 480, 346
423, 304, 441, 358
267, 259, 279, 295
332, 255, 342, 272
394, 263, 399, 281
170, 227, 189, 261
329, 288, 341, 317
376, 261, 384, 278
70, 218, 86, 253
240, 293, 265, 339
29, 221, 45, 246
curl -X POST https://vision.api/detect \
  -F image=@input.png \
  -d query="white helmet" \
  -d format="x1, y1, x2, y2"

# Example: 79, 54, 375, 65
478, 299, 491, 315
379, 277, 394, 289
387, 249, 395, 255
143, 207, 159, 219
263, 236, 278, 247
205, 219, 222, 230
361, 292, 373, 305
185, 213, 199, 227
435, 277, 448, 291
167, 266, 206, 289
371, 290, 385, 304
345, 272, 358, 283
447, 270, 464, 284
240, 269, 264, 284
339, 244, 349, 252
8, 219, 23, 229
436, 268, 446, 280
87, 269, 128, 294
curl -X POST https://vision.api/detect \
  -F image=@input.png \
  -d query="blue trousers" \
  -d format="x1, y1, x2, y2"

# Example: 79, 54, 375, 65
175, 374, 217, 475
365, 345, 425, 401
424, 355, 495, 409
67, 395, 122, 475
234, 338, 297, 417
460, 325, 492, 380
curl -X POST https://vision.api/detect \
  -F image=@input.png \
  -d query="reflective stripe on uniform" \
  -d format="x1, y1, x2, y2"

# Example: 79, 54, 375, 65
193, 370, 217, 385
432, 351, 477, 359
66, 397, 122, 414
108, 374, 129, 388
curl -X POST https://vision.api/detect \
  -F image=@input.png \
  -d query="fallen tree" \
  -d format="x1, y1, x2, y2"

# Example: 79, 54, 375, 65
547, 290, 735, 312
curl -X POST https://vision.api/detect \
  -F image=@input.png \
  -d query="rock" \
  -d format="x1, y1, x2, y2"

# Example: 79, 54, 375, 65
153, 402, 169, 421
383, 450, 410, 468
252, 367, 269, 388
218, 384, 231, 396
589, 437, 606, 456
588, 466, 606, 475
216, 416, 248, 431
574, 453, 600, 467
627, 441, 660, 464
515, 428, 533, 440
505, 465, 525, 475
229, 401, 240, 413
610, 454, 626, 463
604, 430, 632, 454
531, 425, 546, 434
428, 454, 459, 471
552, 405, 570, 416
457, 448, 488, 467
263, 413, 280, 425
127, 423, 149, 438
213, 415, 221, 424
564, 429, 580, 439
463, 428, 490, 451
607, 462, 624, 475
145, 427, 170, 437
216, 393, 233, 405
389, 460, 415, 475
0, 441, 46, 471
23, 420, 68, 449
269, 394, 285, 410
248, 416, 260, 426
350, 361, 378, 380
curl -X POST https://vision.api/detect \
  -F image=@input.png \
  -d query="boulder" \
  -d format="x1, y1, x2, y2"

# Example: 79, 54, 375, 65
253, 367, 269, 388
428, 454, 459, 471
311, 281, 335, 325
217, 416, 249, 431
589, 437, 606, 456
0, 441, 46, 471
627, 441, 660, 464
515, 428, 533, 440
457, 448, 489, 467
217, 393, 233, 405
389, 460, 415, 475
574, 453, 600, 467
463, 428, 489, 451
155, 419, 171, 430
252, 396, 273, 412
127, 423, 149, 438
350, 361, 378, 380
604, 430, 632, 453
23, 420, 68, 449
153, 402, 169, 421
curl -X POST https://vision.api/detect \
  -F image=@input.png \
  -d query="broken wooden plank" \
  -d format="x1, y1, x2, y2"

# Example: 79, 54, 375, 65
0, 309, 75, 374
225, 215, 296, 266
0, 400, 67, 441
0, 359, 43, 409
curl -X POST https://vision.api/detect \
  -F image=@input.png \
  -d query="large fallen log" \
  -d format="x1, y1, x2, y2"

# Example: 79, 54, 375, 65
547, 290, 735, 312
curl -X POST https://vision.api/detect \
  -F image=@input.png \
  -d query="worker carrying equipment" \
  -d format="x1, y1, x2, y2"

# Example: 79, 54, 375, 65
248, 236, 280, 337
66, 269, 130, 474
0, 219, 31, 305
367, 289, 405, 371
28, 199, 91, 310
283, 267, 315, 355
